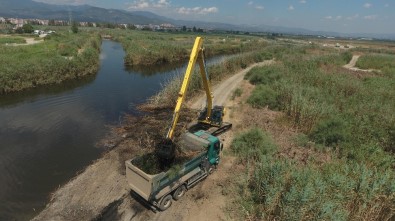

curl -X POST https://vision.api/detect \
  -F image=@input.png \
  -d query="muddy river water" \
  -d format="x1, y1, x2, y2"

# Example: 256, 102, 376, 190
0, 40, 230, 220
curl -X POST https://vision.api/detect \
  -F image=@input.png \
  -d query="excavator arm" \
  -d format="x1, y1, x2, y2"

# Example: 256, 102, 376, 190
166, 37, 213, 139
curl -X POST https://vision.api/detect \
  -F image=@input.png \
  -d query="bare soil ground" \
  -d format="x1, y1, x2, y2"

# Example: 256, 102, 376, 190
33, 59, 326, 221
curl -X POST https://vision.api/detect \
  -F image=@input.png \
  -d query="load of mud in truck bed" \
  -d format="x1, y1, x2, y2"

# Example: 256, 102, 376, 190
101, 106, 199, 174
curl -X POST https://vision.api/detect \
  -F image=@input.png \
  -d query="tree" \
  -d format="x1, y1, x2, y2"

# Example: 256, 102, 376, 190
182, 25, 186, 32
130, 24, 136, 29
192, 26, 197, 32
15, 27, 24, 34
22, 24, 34, 33
71, 21, 79, 33
48, 19, 55, 26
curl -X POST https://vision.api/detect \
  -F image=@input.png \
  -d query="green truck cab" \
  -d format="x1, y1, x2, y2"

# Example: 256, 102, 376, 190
125, 130, 222, 211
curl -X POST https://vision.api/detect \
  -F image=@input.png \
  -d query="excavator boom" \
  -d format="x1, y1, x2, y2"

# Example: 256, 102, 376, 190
166, 37, 212, 139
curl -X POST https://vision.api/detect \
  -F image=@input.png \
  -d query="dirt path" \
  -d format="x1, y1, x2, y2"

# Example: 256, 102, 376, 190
191, 60, 275, 109
343, 55, 360, 69
8, 37, 44, 46
32, 60, 274, 221
343, 55, 379, 73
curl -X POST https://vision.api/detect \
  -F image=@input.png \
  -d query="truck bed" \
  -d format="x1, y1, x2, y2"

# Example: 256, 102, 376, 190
125, 151, 206, 202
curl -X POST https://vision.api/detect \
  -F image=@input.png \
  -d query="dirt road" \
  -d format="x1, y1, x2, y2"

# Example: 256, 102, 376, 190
343, 55, 379, 73
343, 55, 360, 69
32, 60, 273, 221
191, 60, 274, 109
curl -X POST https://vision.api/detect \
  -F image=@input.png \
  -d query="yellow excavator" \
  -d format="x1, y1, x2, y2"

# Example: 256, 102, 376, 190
166, 36, 232, 140
126, 37, 231, 210
158, 36, 232, 160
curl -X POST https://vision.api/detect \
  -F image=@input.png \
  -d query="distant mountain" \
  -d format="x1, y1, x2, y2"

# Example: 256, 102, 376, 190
1, 0, 394, 40
0, 0, 167, 24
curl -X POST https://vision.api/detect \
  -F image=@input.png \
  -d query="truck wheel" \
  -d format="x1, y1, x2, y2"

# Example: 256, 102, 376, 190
173, 185, 186, 200
159, 194, 173, 211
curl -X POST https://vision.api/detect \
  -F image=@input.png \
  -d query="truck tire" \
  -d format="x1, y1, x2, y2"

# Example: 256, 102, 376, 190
173, 185, 186, 200
159, 194, 173, 211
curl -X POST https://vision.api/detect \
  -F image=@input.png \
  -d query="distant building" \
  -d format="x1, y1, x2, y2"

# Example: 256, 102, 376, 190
9, 18, 25, 28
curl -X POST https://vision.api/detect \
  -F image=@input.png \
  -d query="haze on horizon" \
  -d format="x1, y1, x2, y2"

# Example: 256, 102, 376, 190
32, 0, 394, 34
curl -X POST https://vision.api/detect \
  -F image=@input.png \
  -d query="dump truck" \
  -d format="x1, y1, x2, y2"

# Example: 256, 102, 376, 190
125, 36, 229, 210
125, 130, 222, 211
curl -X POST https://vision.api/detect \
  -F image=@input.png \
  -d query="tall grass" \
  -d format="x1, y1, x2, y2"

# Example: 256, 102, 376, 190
245, 47, 395, 155
103, 29, 268, 66
149, 49, 273, 107
0, 30, 101, 94
234, 45, 395, 220
232, 128, 395, 221
356, 53, 395, 76
0, 36, 26, 44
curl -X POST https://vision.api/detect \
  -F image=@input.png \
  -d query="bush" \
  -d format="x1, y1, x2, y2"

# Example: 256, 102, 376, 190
309, 116, 348, 146
247, 85, 280, 110
245, 66, 282, 85
231, 88, 242, 100
231, 128, 277, 163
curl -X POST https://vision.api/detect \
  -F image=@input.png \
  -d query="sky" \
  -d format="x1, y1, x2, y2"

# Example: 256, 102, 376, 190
33, 0, 394, 34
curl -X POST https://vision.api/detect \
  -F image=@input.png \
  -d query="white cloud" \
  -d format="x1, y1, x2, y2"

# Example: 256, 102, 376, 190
325, 15, 343, 21
255, 5, 264, 10
300, 0, 307, 4
385, 3, 389, 7
177, 7, 218, 15
248, 1, 254, 6
288, 5, 294, 10
153, 0, 169, 8
346, 14, 359, 20
363, 3, 372, 8
33, 0, 88, 5
364, 15, 377, 20
127, 0, 170, 10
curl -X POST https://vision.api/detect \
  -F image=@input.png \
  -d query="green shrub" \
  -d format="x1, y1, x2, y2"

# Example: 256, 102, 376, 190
245, 66, 282, 85
340, 51, 353, 64
309, 116, 348, 147
231, 88, 242, 100
231, 128, 277, 163
293, 133, 310, 147
247, 85, 280, 110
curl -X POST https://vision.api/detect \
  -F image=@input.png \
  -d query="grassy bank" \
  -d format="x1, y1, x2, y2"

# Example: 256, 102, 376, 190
102, 29, 268, 66
0, 30, 101, 94
230, 45, 395, 220
148, 45, 276, 107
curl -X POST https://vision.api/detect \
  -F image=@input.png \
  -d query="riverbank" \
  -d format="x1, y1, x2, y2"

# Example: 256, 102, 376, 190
0, 31, 101, 94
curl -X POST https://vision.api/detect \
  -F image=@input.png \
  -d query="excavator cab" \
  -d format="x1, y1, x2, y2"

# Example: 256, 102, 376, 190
198, 105, 225, 127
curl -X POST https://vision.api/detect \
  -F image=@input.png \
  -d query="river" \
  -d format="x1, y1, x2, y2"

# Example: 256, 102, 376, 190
0, 40, 231, 220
